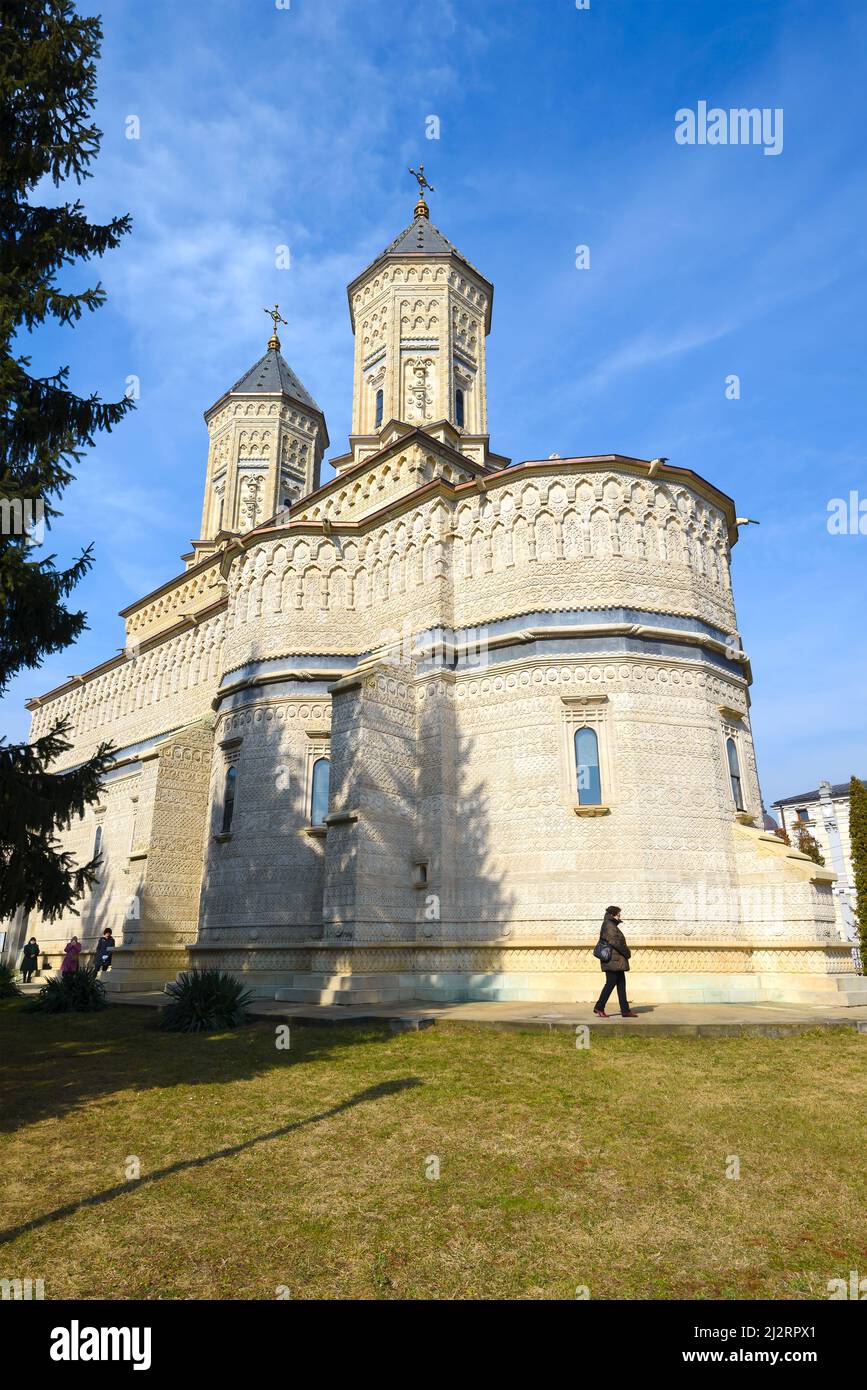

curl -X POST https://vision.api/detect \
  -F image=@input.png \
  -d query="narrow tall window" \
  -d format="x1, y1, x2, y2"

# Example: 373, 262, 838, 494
221, 765, 237, 834
455, 387, 465, 428
93, 823, 104, 882
311, 756, 330, 826
726, 737, 744, 811
575, 727, 602, 806
375, 388, 384, 428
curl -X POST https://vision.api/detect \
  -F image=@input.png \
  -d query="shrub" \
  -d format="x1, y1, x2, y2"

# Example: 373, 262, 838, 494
795, 824, 825, 866
0, 964, 22, 998
32, 966, 107, 1013
160, 969, 253, 1033
850, 775, 867, 971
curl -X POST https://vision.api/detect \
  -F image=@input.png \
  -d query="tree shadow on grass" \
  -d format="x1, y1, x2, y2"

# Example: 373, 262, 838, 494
0, 1077, 422, 1247
0, 1000, 406, 1136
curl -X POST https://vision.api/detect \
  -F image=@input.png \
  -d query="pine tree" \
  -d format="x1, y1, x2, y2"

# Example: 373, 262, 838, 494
849, 776, 867, 970
0, 1, 132, 920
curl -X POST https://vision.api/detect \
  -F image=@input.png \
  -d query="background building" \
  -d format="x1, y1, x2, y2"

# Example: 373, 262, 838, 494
773, 779, 862, 952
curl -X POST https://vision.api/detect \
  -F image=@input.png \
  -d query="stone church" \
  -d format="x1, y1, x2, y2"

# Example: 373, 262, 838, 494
10, 182, 862, 1007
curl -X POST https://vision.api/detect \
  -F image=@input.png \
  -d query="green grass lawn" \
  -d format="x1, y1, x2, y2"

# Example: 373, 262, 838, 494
1, 1000, 864, 1300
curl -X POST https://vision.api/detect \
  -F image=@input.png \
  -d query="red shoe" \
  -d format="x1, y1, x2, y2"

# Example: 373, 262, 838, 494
621, 1011, 639, 1018
593, 1008, 608, 1018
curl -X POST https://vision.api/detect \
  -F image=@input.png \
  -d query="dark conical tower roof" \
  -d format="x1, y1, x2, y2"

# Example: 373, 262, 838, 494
352, 213, 486, 288
381, 215, 464, 259
216, 346, 322, 413
347, 194, 493, 334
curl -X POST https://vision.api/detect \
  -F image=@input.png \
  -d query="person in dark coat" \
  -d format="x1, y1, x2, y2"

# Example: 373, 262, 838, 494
20, 937, 40, 983
94, 928, 115, 973
593, 906, 638, 1018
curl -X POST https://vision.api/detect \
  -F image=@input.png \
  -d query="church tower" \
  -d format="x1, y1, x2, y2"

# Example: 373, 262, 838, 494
190, 307, 329, 565
336, 168, 499, 473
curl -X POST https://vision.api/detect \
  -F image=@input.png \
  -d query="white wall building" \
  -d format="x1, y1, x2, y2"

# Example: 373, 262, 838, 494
773, 779, 863, 950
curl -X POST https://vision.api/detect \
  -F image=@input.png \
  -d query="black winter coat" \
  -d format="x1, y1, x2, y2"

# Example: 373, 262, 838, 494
599, 916, 631, 972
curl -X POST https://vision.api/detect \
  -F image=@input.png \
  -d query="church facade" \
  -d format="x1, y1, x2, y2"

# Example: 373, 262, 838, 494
11, 187, 863, 1007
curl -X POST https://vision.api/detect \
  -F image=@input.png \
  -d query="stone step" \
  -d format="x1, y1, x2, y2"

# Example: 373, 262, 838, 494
273, 987, 335, 1004
274, 986, 410, 1006
286, 972, 403, 991
773, 983, 867, 1008
828, 975, 867, 995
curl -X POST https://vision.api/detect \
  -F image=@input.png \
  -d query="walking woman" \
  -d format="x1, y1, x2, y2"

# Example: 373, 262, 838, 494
20, 937, 40, 983
60, 936, 82, 976
593, 906, 638, 1018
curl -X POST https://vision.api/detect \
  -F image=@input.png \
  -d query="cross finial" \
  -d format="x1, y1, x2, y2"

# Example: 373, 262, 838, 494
264, 303, 288, 349
409, 164, 435, 219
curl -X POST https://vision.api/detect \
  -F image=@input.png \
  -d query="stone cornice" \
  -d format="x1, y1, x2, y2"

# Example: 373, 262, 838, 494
214, 667, 346, 708
118, 551, 225, 619
27, 599, 228, 710
189, 937, 855, 953
218, 451, 739, 565
27, 456, 741, 711
470, 455, 739, 544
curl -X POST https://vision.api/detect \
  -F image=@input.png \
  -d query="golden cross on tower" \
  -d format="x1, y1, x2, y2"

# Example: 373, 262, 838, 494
264, 303, 288, 350
409, 164, 435, 219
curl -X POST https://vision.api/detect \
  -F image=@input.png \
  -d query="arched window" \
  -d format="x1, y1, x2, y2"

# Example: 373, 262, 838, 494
575, 727, 602, 805
375, 388, 384, 428
455, 387, 465, 428
221, 765, 237, 834
726, 737, 744, 811
311, 757, 330, 826
92, 823, 104, 882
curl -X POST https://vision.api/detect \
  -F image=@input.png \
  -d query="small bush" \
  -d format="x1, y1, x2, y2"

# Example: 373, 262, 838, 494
160, 969, 253, 1033
32, 966, 107, 1013
0, 964, 22, 998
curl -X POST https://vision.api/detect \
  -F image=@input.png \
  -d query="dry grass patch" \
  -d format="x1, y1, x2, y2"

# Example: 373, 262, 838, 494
0, 1001, 864, 1300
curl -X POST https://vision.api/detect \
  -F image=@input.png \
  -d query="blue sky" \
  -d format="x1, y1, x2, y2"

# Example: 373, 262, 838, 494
4, 0, 866, 806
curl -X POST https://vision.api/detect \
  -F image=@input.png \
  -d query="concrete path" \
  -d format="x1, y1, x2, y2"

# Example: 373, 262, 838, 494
17, 981, 865, 1036
247, 998, 867, 1036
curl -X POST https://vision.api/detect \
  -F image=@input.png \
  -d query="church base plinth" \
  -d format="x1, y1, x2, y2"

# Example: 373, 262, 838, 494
102, 945, 192, 994
163, 938, 865, 1008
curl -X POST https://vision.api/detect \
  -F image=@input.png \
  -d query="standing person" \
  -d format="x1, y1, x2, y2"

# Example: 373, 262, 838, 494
60, 936, 82, 976
20, 937, 40, 983
593, 906, 638, 1018
94, 928, 115, 973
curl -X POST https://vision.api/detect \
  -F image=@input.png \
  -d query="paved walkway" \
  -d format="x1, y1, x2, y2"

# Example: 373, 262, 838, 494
23, 983, 865, 1037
